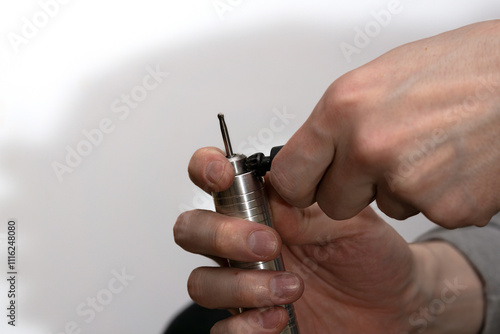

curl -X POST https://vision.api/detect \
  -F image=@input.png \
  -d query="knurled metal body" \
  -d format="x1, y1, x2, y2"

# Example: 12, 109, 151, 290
213, 154, 299, 334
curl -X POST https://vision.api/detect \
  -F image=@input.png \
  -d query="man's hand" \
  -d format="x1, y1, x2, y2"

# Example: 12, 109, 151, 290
270, 20, 500, 228
174, 148, 484, 333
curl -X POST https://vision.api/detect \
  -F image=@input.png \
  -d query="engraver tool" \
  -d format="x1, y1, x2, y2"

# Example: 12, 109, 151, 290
213, 114, 299, 334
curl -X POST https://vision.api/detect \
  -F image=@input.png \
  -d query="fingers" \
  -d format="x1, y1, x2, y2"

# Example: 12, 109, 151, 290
188, 267, 303, 309
266, 173, 386, 246
269, 94, 336, 208
269, 77, 379, 220
174, 210, 282, 262
314, 158, 376, 220
374, 183, 420, 220
211, 307, 289, 334
188, 147, 234, 193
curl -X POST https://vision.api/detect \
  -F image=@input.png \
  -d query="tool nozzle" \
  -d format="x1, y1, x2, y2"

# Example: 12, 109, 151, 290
218, 113, 234, 157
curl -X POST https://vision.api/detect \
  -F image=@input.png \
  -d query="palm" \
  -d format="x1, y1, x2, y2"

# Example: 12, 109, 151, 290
270, 196, 416, 333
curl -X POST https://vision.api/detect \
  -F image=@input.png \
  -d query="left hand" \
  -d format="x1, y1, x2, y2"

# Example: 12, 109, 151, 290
174, 147, 484, 333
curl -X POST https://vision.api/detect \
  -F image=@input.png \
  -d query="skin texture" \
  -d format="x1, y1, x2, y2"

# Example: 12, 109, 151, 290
174, 147, 484, 334
173, 21, 500, 333
270, 20, 500, 228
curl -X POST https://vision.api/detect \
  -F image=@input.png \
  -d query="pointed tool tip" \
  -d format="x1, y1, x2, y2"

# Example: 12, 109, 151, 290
217, 113, 233, 157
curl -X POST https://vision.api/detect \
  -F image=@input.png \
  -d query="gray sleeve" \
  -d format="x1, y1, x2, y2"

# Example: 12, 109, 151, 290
416, 214, 500, 334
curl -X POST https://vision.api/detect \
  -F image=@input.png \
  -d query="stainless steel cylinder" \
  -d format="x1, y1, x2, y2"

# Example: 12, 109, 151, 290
213, 154, 299, 334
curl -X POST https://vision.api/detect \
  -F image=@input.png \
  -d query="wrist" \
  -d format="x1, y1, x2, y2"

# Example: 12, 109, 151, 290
402, 241, 484, 334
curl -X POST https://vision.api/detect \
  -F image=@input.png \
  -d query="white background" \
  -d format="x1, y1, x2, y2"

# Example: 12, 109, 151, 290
0, 0, 498, 333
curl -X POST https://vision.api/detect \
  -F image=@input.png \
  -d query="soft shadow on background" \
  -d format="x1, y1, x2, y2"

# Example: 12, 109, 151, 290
0, 1, 499, 333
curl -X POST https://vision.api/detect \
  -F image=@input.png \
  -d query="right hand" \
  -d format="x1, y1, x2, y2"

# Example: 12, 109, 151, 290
270, 20, 500, 228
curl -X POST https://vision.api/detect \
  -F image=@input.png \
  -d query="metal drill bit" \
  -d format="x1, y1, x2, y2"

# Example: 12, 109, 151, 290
218, 113, 234, 157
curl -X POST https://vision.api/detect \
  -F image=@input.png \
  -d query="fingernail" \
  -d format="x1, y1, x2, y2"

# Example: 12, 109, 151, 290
248, 230, 278, 257
206, 160, 225, 185
256, 308, 283, 329
270, 273, 300, 300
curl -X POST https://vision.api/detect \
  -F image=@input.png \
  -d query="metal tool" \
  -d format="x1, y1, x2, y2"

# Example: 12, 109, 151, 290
213, 114, 299, 334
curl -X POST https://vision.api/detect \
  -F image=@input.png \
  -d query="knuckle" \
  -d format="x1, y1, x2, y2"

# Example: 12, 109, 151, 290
212, 220, 231, 254
324, 70, 395, 168
325, 71, 364, 113
232, 273, 267, 308
323, 69, 375, 124
424, 209, 458, 229
424, 196, 475, 229
271, 161, 315, 208
270, 168, 300, 204
232, 273, 249, 305
238, 274, 262, 306
473, 216, 491, 227
316, 196, 341, 220
351, 126, 394, 169
376, 199, 418, 221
